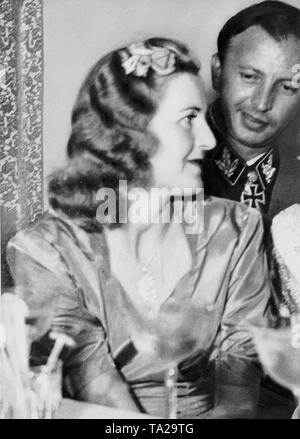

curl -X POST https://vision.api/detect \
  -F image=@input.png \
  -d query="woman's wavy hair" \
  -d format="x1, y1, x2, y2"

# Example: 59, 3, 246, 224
48, 37, 200, 231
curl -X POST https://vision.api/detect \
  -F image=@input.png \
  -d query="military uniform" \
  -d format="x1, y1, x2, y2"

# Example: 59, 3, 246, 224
203, 102, 300, 419
208, 142, 278, 211
203, 103, 300, 230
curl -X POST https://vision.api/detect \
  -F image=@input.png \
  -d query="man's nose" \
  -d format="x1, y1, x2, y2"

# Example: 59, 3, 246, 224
251, 83, 275, 113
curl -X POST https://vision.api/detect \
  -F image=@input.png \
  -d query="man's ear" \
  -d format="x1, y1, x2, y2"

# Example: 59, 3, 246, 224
211, 53, 222, 91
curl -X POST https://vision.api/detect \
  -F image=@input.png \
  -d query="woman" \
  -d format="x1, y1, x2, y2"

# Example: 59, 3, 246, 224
7, 38, 270, 418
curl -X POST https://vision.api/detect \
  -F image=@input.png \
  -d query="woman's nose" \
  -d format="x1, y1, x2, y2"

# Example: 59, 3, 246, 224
195, 118, 216, 151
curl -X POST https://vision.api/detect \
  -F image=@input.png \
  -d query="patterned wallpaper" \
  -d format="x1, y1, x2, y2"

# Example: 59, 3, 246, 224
0, 0, 43, 229
1, 0, 43, 288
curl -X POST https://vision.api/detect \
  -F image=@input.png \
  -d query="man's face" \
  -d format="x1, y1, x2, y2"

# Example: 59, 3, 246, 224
213, 26, 300, 149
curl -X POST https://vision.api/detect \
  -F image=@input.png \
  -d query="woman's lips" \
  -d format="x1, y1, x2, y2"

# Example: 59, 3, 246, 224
186, 159, 203, 175
187, 159, 204, 166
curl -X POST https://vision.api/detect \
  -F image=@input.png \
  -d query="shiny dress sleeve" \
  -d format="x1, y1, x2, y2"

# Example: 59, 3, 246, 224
213, 207, 271, 418
6, 227, 117, 399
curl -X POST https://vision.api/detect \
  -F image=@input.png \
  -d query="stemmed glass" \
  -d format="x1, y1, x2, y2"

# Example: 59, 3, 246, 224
0, 293, 74, 418
250, 313, 300, 415
125, 298, 218, 418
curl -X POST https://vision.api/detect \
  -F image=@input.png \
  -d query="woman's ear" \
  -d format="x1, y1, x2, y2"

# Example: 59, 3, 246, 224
211, 53, 222, 91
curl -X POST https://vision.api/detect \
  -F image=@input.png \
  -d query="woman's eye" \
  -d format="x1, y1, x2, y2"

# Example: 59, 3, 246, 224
181, 113, 198, 128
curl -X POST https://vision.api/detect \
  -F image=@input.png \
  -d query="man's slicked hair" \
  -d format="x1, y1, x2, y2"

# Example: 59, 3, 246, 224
217, 0, 300, 62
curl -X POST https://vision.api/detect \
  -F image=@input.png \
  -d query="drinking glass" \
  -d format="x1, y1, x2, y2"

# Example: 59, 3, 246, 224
127, 299, 218, 418
250, 314, 300, 412
27, 359, 62, 419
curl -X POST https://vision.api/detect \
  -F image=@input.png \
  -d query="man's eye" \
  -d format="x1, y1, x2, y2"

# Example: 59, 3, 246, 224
240, 72, 257, 83
280, 83, 298, 95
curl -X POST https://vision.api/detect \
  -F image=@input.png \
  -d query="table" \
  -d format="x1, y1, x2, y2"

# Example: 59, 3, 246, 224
59, 398, 159, 419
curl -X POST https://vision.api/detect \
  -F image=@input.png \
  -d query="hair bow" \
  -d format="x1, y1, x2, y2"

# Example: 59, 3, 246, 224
121, 42, 176, 77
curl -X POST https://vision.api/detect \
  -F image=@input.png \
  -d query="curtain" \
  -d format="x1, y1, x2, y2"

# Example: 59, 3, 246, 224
0, 0, 43, 288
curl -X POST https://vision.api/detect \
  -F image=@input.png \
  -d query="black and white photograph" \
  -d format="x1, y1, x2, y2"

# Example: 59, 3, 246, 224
1, 0, 300, 422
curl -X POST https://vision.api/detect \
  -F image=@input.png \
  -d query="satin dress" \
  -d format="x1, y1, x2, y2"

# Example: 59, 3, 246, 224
6, 197, 270, 418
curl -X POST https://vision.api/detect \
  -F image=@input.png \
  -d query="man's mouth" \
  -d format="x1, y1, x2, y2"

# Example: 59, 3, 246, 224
240, 111, 270, 131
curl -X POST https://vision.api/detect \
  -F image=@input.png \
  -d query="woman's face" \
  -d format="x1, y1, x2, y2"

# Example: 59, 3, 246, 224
148, 73, 216, 192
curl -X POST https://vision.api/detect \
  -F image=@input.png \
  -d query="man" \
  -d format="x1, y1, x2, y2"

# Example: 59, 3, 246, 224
203, 0, 300, 418
204, 0, 300, 230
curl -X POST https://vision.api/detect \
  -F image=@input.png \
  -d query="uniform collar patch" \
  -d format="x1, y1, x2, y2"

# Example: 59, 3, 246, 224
212, 143, 278, 188
212, 144, 246, 186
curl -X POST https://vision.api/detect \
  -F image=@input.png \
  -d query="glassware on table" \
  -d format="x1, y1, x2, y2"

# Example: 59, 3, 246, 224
250, 314, 300, 411
27, 332, 74, 419
27, 359, 62, 419
1, 292, 73, 419
0, 304, 31, 420
126, 299, 218, 419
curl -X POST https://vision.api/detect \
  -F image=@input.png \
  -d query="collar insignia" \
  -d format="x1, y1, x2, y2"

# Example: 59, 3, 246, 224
212, 144, 277, 189
213, 145, 246, 186
256, 150, 277, 189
